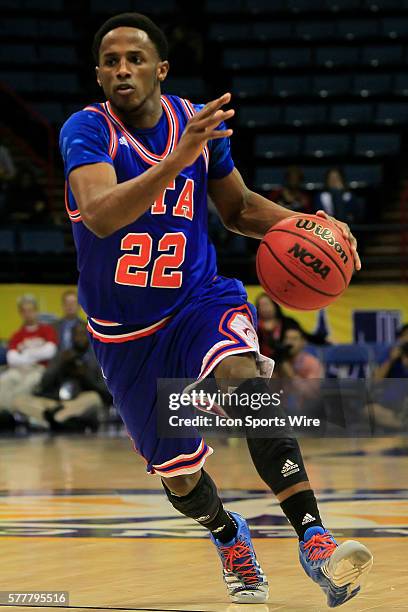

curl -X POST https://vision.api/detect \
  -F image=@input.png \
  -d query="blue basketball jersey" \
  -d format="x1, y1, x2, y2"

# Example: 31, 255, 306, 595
59, 95, 235, 326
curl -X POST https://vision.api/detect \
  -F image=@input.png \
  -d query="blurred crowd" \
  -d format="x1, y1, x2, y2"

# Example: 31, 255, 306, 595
0, 289, 406, 437
208, 164, 366, 256
0, 291, 112, 434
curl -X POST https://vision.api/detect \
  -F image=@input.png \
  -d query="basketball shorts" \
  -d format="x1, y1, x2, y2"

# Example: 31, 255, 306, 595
88, 276, 273, 477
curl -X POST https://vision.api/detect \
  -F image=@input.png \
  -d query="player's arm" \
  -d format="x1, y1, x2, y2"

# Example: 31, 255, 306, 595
68, 94, 234, 238
208, 167, 361, 270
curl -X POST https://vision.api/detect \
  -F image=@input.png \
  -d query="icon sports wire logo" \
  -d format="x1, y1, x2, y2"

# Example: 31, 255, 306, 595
281, 459, 300, 477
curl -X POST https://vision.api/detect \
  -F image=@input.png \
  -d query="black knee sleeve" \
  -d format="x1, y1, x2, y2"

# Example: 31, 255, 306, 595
236, 377, 309, 495
162, 470, 220, 524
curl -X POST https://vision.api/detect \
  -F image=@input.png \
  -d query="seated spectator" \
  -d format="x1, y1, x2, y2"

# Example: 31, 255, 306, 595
55, 290, 82, 351
374, 324, 408, 379
314, 167, 363, 224
12, 321, 111, 432
8, 166, 49, 225
364, 324, 408, 432
256, 293, 305, 360
268, 166, 311, 214
0, 295, 58, 416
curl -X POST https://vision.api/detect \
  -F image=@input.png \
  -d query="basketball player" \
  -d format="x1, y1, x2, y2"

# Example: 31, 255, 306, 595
60, 13, 372, 606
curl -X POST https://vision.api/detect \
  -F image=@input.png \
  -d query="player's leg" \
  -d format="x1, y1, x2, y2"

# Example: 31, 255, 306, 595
214, 352, 373, 608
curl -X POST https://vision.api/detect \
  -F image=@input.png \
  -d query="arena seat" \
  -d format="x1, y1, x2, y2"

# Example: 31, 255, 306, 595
223, 48, 267, 69
0, 230, 15, 253
361, 44, 403, 66
312, 74, 351, 96
255, 135, 301, 158
274, 75, 311, 97
252, 21, 293, 40
330, 103, 374, 125
336, 19, 379, 39
254, 166, 286, 190
304, 134, 351, 157
354, 133, 401, 157
343, 164, 383, 187
284, 104, 327, 126
237, 105, 281, 127
315, 46, 360, 67
352, 73, 392, 96
393, 73, 408, 96
295, 21, 336, 40
381, 17, 408, 38
269, 47, 312, 68
20, 230, 65, 254
232, 76, 270, 98
375, 103, 408, 124
209, 23, 250, 42
324, 344, 371, 378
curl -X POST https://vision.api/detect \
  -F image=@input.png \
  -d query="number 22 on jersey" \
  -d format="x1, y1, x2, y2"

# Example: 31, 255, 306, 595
115, 232, 187, 289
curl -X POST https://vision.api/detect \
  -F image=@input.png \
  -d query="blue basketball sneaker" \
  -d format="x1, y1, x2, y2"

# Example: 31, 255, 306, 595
210, 511, 269, 603
299, 526, 373, 608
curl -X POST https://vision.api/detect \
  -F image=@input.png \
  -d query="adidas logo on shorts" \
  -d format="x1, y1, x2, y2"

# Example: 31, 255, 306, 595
301, 513, 316, 526
281, 459, 300, 477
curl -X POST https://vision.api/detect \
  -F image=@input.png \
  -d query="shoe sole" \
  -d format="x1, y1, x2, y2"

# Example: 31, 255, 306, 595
231, 585, 269, 603
323, 540, 373, 590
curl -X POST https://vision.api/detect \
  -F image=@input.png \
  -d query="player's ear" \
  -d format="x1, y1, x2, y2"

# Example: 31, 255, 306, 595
95, 66, 102, 87
157, 60, 169, 83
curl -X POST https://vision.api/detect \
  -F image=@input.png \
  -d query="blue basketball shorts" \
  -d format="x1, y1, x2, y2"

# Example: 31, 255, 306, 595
88, 276, 272, 477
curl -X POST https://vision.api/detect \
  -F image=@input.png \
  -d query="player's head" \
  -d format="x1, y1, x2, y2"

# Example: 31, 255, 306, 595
17, 294, 39, 326
61, 289, 78, 319
93, 13, 169, 113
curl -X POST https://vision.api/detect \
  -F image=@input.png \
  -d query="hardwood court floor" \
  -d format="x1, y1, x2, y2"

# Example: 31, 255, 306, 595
0, 435, 407, 612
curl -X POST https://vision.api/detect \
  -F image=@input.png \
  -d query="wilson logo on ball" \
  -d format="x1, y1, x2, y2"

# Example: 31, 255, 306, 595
288, 243, 331, 279
295, 218, 349, 264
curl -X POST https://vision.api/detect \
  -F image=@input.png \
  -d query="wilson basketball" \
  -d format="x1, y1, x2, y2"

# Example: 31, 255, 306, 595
256, 214, 354, 310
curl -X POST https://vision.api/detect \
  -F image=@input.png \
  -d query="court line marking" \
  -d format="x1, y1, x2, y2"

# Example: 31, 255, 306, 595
0, 606, 211, 611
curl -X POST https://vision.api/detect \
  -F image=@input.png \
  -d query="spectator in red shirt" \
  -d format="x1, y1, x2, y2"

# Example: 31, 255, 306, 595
0, 295, 58, 414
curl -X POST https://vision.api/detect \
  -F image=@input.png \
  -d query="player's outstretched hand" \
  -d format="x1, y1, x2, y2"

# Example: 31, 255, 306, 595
315, 209, 361, 271
173, 93, 234, 168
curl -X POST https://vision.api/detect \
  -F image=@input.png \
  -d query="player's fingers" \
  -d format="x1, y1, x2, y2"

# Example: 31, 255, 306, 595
196, 93, 232, 119
207, 129, 234, 139
192, 108, 235, 129
316, 210, 361, 271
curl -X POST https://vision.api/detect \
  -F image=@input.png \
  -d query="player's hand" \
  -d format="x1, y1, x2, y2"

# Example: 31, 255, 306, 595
173, 93, 234, 168
315, 209, 361, 271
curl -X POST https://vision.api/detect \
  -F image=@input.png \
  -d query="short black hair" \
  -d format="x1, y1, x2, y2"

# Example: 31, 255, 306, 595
92, 12, 168, 64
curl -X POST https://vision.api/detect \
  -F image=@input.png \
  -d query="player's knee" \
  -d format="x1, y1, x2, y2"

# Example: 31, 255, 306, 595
214, 353, 258, 388
162, 470, 202, 496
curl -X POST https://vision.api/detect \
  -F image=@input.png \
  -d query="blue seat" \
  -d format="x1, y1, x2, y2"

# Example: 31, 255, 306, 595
269, 47, 312, 68
368, 343, 392, 364
255, 135, 301, 158
375, 103, 408, 125
327, 0, 361, 10
287, 0, 326, 11
0, 229, 15, 253
0, 18, 37, 37
336, 19, 378, 39
244, 0, 286, 12
324, 344, 370, 378
0, 44, 37, 63
0, 71, 36, 92
254, 166, 286, 190
343, 164, 382, 187
295, 21, 336, 40
164, 77, 206, 99
34, 102, 65, 123
209, 23, 249, 41
381, 17, 408, 38
38, 45, 77, 65
354, 133, 400, 157
312, 74, 351, 96
273, 75, 311, 97
223, 48, 267, 69
361, 45, 403, 67
237, 105, 281, 127
20, 230, 65, 254
315, 46, 359, 67
252, 21, 293, 40
364, 0, 403, 9
304, 134, 350, 157
38, 73, 79, 93
207, 0, 244, 10
232, 76, 270, 98
352, 73, 392, 96
393, 73, 408, 96
284, 104, 327, 125
330, 103, 373, 125
302, 166, 329, 189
